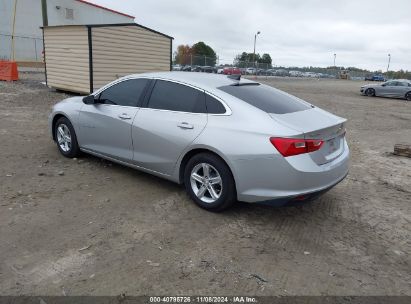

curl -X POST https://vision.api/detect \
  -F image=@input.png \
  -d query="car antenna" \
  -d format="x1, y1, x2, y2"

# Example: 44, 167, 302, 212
227, 74, 241, 81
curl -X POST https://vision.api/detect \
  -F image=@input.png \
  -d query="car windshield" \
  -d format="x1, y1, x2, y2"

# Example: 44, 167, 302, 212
218, 84, 311, 114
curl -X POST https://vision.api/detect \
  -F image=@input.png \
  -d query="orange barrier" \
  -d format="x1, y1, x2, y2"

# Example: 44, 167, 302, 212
0, 61, 19, 81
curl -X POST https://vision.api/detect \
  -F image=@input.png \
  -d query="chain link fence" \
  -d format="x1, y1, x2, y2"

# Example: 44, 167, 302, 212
173, 54, 218, 68
1, 37, 402, 80
0, 33, 43, 62
173, 55, 374, 80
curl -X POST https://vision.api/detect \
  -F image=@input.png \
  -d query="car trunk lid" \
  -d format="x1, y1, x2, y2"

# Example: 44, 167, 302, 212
269, 107, 346, 165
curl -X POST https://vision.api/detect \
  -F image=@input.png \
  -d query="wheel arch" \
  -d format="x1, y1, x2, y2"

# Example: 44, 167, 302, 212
177, 147, 238, 193
51, 113, 69, 141
50, 112, 77, 141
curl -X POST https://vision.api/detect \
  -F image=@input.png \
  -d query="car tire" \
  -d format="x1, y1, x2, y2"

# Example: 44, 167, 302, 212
54, 117, 80, 158
406, 92, 411, 102
365, 88, 375, 97
184, 153, 236, 212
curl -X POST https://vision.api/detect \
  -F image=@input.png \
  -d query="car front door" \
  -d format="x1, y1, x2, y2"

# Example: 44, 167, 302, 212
377, 81, 397, 97
131, 80, 208, 175
78, 78, 150, 162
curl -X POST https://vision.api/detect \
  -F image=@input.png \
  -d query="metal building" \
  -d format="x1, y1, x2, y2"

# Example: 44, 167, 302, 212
42, 23, 173, 94
0, 0, 135, 62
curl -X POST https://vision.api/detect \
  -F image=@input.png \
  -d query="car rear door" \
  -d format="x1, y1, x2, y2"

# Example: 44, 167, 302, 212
78, 78, 150, 162
131, 80, 208, 175
394, 81, 410, 98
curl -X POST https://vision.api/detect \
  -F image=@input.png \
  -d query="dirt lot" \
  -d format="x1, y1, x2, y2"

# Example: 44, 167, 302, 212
0, 73, 410, 296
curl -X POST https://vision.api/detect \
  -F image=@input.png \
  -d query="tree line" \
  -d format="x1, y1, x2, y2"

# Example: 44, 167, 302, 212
174, 42, 217, 66
174, 42, 272, 68
233, 52, 272, 68
173, 42, 410, 79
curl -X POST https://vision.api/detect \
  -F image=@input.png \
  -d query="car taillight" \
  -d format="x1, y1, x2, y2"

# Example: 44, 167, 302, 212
270, 137, 324, 157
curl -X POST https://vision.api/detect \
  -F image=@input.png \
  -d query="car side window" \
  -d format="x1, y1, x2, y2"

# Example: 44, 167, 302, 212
206, 94, 226, 114
386, 81, 396, 86
147, 80, 206, 113
98, 79, 149, 107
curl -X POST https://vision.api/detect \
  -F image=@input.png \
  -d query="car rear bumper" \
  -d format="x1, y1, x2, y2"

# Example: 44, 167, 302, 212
255, 172, 347, 207
234, 141, 349, 203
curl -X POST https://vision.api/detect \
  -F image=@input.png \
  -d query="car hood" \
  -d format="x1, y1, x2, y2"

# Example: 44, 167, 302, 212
361, 83, 380, 88
57, 96, 84, 106
52, 96, 84, 112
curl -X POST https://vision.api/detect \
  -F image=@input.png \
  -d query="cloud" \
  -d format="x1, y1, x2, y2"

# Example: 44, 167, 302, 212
90, 0, 411, 71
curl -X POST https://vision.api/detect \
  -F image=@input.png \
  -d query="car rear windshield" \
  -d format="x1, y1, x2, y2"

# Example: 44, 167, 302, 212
218, 84, 311, 114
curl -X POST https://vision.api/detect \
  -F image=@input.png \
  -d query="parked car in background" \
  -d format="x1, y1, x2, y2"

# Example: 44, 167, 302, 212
289, 70, 303, 77
246, 67, 257, 75
256, 69, 266, 75
374, 75, 385, 81
191, 66, 202, 72
275, 69, 290, 77
223, 67, 241, 75
217, 66, 225, 74
303, 72, 319, 78
201, 66, 214, 73
182, 65, 192, 72
49, 72, 349, 211
365, 74, 385, 81
361, 79, 411, 101
172, 64, 182, 71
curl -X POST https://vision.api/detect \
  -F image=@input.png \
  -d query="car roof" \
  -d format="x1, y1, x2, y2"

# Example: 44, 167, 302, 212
385, 79, 410, 83
126, 71, 256, 91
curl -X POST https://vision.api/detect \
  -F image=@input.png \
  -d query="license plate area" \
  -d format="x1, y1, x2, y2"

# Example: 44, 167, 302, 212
324, 135, 344, 160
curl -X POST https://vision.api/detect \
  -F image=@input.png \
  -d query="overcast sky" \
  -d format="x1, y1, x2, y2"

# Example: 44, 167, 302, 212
90, 0, 410, 71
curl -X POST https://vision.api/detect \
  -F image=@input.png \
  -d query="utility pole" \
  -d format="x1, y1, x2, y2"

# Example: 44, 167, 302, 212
387, 54, 391, 72
253, 31, 261, 74
11, 0, 18, 61
41, 0, 48, 26
333, 53, 336, 67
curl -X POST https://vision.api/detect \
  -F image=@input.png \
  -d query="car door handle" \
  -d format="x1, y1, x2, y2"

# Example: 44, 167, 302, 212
118, 113, 132, 120
177, 122, 194, 129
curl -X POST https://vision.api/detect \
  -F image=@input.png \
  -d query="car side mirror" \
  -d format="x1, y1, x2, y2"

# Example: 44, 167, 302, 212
381, 84, 386, 87
83, 95, 96, 104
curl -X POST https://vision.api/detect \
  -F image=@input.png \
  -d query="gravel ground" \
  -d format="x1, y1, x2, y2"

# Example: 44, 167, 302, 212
0, 73, 410, 296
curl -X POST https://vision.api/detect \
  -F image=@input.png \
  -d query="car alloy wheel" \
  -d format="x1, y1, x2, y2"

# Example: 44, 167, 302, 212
54, 117, 80, 158
57, 124, 72, 152
190, 163, 223, 203
406, 92, 411, 101
184, 153, 236, 211
366, 88, 375, 97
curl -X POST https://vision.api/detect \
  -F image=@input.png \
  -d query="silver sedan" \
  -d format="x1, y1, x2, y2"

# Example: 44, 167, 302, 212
361, 79, 411, 101
49, 72, 349, 211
